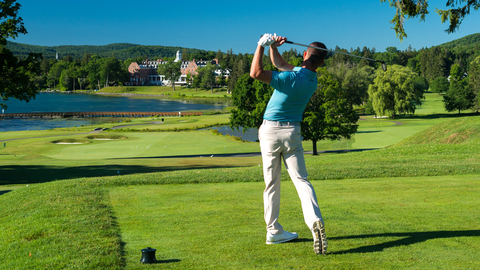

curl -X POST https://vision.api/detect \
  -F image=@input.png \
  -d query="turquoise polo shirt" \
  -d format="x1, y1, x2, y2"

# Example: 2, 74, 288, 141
264, 67, 318, 122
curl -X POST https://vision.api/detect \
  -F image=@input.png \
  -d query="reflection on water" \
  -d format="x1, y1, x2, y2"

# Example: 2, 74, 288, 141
1, 92, 227, 113
0, 92, 228, 132
0, 117, 120, 132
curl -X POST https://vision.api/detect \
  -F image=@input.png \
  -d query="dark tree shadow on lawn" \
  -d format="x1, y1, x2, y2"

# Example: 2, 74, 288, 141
0, 163, 249, 185
0, 190, 12, 196
110, 152, 263, 159
155, 259, 181, 264
330, 230, 480, 254
396, 112, 479, 120
110, 149, 377, 160
355, 131, 382, 134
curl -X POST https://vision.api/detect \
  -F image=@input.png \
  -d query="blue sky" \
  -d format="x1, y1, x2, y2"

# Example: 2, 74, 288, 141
8, 0, 480, 55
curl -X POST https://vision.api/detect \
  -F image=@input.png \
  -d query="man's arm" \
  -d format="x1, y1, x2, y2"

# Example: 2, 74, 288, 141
250, 44, 273, 84
270, 37, 295, 72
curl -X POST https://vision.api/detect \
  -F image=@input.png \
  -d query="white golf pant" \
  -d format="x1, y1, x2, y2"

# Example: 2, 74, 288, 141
259, 120, 323, 234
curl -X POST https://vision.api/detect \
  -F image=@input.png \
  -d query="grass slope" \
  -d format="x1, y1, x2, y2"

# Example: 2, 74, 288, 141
398, 115, 480, 145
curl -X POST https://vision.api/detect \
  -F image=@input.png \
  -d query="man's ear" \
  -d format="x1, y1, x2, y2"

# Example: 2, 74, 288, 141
303, 51, 307, 59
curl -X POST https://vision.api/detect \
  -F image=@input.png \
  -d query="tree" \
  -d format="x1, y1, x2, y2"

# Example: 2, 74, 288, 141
85, 55, 101, 89
382, 0, 480, 40
413, 75, 429, 95
199, 63, 217, 93
78, 77, 86, 90
407, 54, 421, 74
443, 80, 474, 113
0, 0, 41, 109
374, 47, 401, 67
469, 56, 480, 111
301, 68, 359, 155
359, 46, 376, 68
157, 60, 181, 90
368, 64, 423, 118
185, 72, 192, 87
192, 74, 200, 91
443, 63, 475, 113
449, 63, 466, 81
227, 53, 251, 93
217, 69, 226, 88
419, 47, 449, 82
429, 76, 449, 93
182, 48, 188, 61
99, 57, 127, 88
229, 74, 273, 131
0, 46, 41, 109
328, 63, 376, 106
59, 68, 73, 91
220, 49, 233, 70
0, 0, 26, 45
215, 49, 223, 62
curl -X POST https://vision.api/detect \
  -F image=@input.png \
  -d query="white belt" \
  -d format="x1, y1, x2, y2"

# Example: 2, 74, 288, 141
262, 120, 300, 127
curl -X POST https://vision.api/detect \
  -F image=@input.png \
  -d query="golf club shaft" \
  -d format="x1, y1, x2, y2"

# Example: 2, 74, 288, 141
285, 41, 384, 65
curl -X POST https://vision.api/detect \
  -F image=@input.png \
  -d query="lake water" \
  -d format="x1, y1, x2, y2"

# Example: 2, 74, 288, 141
0, 92, 228, 132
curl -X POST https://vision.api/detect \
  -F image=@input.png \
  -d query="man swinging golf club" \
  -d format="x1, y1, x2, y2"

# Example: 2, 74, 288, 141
250, 33, 328, 255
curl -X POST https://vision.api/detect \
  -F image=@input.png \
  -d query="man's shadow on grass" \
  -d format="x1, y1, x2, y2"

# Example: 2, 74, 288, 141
328, 230, 480, 254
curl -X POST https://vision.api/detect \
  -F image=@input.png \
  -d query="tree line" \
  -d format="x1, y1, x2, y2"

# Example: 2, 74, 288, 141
35, 49, 243, 92
24, 31, 480, 118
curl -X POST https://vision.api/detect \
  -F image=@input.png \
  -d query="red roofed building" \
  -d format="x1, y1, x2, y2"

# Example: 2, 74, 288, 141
126, 51, 229, 86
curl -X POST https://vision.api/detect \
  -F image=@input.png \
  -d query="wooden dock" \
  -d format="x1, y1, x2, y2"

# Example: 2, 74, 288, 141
0, 111, 202, 119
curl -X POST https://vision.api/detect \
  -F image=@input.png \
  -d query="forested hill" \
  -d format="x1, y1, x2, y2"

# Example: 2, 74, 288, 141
7, 33, 480, 61
5, 41, 214, 61
437, 33, 480, 49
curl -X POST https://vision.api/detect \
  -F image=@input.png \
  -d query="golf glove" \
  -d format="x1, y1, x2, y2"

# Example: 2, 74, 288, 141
258, 33, 276, 47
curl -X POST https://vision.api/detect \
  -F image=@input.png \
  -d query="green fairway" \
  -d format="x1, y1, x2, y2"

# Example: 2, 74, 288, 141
0, 130, 261, 185
47, 130, 258, 160
415, 92, 454, 116
301, 93, 458, 151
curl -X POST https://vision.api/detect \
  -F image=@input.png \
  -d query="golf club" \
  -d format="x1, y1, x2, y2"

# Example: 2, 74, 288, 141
285, 40, 387, 72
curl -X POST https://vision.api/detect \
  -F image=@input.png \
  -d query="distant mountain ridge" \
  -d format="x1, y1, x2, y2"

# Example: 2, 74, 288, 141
437, 33, 480, 49
5, 41, 212, 60
6, 32, 480, 60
